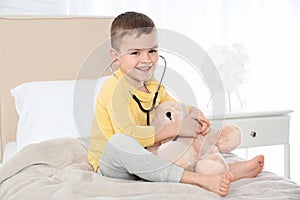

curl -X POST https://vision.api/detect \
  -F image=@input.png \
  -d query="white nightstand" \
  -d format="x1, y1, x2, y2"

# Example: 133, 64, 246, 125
210, 110, 293, 178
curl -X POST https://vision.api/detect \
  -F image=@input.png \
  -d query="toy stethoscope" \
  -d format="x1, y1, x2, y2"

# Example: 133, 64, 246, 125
109, 55, 167, 126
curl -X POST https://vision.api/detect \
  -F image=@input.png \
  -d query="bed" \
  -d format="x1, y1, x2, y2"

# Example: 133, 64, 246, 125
1, 16, 300, 200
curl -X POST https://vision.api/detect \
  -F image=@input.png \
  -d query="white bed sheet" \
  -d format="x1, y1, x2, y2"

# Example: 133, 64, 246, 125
1, 137, 300, 200
3, 141, 17, 163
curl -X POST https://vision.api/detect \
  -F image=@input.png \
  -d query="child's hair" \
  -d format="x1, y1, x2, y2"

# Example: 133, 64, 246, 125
110, 11, 156, 50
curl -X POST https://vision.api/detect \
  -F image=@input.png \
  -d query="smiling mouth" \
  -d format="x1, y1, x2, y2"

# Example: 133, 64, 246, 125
136, 65, 153, 72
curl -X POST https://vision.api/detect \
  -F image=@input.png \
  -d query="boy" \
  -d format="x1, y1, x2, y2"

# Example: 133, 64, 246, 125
88, 11, 263, 196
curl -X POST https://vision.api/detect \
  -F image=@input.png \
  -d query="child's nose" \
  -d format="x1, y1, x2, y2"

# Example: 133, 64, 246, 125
141, 52, 151, 63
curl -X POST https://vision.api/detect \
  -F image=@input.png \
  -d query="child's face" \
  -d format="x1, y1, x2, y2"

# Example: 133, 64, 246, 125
112, 31, 159, 87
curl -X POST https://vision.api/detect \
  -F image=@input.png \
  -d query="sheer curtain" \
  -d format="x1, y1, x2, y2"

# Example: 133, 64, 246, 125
1, 0, 299, 183
64, 0, 299, 108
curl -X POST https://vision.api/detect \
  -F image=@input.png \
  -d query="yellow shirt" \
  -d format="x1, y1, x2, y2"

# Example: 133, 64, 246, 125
88, 69, 175, 172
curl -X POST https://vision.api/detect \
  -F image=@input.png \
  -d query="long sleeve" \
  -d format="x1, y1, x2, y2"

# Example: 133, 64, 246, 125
105, 78, 156, 147
88, 71, 157, 171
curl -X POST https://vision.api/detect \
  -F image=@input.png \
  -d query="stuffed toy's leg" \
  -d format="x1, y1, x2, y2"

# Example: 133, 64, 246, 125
215, 124, 242, 153
195, 151, 229, 175
155, 141, 197, 172
202, 125, 241, 153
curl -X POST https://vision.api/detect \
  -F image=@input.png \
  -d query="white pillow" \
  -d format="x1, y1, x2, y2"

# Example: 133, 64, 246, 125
11, 77, 109, 151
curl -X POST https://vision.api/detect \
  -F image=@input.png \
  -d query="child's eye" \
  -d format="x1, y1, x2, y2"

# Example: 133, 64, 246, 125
149, 49, 157, 53
130, 51, 139, 55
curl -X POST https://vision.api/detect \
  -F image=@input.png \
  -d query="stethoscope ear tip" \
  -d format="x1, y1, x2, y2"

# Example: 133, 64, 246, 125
109, 59, 119, 78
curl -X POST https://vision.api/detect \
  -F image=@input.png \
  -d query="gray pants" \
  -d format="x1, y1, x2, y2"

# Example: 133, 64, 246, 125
98, 134, 184, 182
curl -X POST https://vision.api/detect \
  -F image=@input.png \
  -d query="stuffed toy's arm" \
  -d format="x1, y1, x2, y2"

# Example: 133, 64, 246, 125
151, 102, 203, 142
187, 106, 211, 135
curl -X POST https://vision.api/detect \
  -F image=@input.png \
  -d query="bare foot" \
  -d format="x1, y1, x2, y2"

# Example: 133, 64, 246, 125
229, 155, 264, 182
181, 171, 233, 196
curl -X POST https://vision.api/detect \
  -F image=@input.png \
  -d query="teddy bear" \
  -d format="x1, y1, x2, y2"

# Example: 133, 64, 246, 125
147, 102, 241, 175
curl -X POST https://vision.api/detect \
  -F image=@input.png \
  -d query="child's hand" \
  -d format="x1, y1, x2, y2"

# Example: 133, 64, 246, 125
199, 121, 210, 136
178, 117, 202, 137
188, 107, 211, 136
153, 115, 200, 138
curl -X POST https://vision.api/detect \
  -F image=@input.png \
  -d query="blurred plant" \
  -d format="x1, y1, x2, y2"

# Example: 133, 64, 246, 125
207, 43, 249, 112
207, 43, 249, 93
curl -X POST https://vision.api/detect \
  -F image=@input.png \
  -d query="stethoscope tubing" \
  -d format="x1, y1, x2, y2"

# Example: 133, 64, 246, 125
109, 55, 167, 125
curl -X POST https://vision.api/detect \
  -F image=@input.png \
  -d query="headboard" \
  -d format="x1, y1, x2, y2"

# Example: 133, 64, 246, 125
0, 16, 114, 162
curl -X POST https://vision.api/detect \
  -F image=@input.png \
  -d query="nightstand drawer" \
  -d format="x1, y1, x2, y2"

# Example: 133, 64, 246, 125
211, 115, 290, 148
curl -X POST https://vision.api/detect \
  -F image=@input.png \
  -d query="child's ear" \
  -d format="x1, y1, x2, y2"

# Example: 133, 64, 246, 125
109, 48, 121, 66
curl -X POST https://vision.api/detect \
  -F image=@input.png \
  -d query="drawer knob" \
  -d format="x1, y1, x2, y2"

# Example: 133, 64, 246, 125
250, 131, 257, 138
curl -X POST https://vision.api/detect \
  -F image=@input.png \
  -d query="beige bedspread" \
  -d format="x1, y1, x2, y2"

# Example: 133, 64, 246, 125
0, 137, 300, 200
